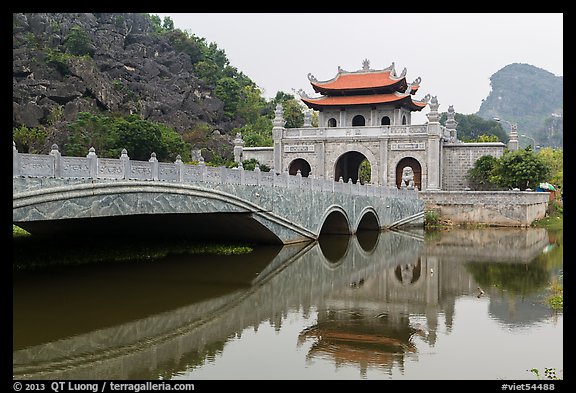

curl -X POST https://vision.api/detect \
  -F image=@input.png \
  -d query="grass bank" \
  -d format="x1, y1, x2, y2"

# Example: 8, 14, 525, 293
13, 225, 253, 272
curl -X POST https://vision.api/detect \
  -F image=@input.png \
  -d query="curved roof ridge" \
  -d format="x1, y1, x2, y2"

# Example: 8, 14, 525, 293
307, 60, 414, 92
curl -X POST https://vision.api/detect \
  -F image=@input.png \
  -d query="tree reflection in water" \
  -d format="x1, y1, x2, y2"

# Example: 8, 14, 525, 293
13, 227, 561, 380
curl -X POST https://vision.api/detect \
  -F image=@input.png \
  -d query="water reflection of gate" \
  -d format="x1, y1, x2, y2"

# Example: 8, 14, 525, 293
13, 227, 549, 380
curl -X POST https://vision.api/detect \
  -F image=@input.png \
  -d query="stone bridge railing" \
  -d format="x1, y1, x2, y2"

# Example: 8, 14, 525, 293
12, 142, 418, 200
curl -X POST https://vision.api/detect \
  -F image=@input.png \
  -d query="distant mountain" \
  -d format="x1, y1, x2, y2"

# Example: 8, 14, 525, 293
476, 63, 563, 148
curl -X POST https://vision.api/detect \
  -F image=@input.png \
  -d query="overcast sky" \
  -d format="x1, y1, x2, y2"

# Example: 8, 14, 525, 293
154, 13, 563, 124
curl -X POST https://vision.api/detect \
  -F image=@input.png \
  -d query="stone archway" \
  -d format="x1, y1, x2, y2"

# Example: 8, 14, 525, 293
395, 157, 422, 190
334, 151, 370, 184
288, 158, 312, 177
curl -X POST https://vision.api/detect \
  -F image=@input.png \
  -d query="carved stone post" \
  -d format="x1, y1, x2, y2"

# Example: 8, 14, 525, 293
50, 144, 61, 178
426, 96, 442, 190
86, 147, 97, 179
13, 141, 20, 177
149, 152, 158, 180
120, 149, 130, 179
175, 155, 184, 182
272, 104, 286, 175
233, 132, 244, 163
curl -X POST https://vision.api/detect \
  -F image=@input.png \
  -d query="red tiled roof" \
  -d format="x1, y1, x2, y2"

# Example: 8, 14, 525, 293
301, 93, 428, 111
311, 70, 401, 91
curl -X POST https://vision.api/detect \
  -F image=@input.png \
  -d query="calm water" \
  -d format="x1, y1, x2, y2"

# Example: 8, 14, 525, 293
13, 227, 563, 380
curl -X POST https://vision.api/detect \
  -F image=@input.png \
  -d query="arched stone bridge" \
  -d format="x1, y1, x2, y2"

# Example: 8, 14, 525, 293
12, 144, 424, 244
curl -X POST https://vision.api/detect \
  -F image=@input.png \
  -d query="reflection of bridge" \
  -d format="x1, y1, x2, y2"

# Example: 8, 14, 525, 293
13, 227, 550, 380
12, 143, 424, 244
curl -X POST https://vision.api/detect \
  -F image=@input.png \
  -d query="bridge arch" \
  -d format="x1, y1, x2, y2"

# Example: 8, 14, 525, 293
317, 205, 351, 236
355, 206, 380, 232
12, 181, 319, 244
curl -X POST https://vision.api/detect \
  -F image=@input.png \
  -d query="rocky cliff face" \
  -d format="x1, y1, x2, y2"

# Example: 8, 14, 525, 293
13, 13, 236, 152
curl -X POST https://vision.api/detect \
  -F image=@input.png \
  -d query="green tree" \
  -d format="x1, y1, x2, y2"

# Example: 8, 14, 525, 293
537, 147, 563, 189
493, 147, 550, 190
64, 25, 92, 56
467, 155, 500, 190
282, 98, 305, 129
359, 159, 371, 184
162, 16, 174, 31
441, 113, 508, 142
65, 112, 118, 157
114, 115, 181, 161
13, 125, 48, 154
193, 60, 220, 86
164, 29, 202, 64
215, 77, 242, 119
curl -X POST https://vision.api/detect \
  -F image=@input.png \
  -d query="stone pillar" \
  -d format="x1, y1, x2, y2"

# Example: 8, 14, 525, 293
175, 155, 184, 182
233, 132, 244, 163
317, 141, 325, 179
508, 124, 519, 151
272, 104, 285, 174
379, 139, 388, 186
445, 105, 458, 142
339, 108, 346, 128
303, 110, 312, 127
425, 96, 442, 190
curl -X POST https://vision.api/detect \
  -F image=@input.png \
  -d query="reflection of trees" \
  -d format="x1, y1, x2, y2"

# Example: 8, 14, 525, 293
466, 261, 550, 296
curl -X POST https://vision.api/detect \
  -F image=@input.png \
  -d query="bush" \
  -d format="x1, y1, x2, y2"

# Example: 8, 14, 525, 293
64, 25, 92, 56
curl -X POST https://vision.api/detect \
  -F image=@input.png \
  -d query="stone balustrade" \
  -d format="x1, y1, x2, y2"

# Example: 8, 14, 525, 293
282, 124, 428, 139
13, 142, 418, 200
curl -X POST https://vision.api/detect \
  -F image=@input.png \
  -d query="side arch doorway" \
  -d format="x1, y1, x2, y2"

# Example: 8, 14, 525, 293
288, 158, 311, 177
395, 157, 422, 190
334, 151, 371, 184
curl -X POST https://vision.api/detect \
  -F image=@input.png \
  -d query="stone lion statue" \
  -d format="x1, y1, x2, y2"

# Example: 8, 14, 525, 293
401, 166, 414, 189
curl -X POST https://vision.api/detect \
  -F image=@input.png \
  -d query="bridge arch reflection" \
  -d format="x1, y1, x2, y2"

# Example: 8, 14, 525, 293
13, 227, 551, 380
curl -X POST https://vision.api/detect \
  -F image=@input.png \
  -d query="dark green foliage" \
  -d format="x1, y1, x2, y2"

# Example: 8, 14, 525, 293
65, 112, 189, 161
493, 147, 550, 190
466, 260, 549, 296
239, 158, 271, 172
467, 155, 500, 190
115, 115, 165, 161
440, 113, 508, 142
468, 148, 552, 191
215, 77, 242, 118
65, 112, 118, 157
64, 25, 92, 56
282, 99, 305, 129
13, 125, 48, 153
164, 29, 203, 64
44, 47, 73, 75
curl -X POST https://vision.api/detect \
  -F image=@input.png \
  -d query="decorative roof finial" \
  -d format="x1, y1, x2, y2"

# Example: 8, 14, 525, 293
362, 59, 370, 70
297, 88, 309, 99
307, 73, 317, 82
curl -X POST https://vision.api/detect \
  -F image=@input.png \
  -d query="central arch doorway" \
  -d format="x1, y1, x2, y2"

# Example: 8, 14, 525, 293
334, 151, 371, 184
